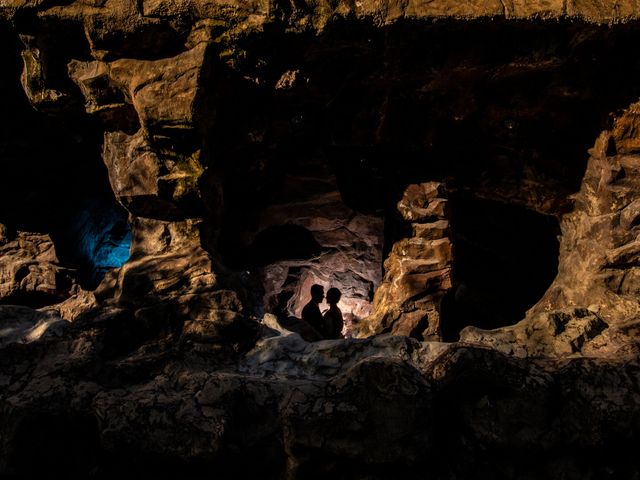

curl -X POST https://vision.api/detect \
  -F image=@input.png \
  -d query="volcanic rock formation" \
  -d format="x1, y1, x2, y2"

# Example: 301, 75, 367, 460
4, 0, 640, 478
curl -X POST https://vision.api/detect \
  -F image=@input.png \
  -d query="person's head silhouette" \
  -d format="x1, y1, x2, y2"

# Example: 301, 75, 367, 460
326, 287, 341, 306
310, 284, 324, 304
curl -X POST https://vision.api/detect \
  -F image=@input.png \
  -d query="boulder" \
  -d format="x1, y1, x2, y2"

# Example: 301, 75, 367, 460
0, 231, 76, 308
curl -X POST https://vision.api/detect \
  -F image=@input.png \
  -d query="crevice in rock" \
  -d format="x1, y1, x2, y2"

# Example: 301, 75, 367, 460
0, 288, 72, 310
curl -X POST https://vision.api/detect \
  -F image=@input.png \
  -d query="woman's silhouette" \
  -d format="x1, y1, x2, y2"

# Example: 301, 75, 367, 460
323, 287, 344, 339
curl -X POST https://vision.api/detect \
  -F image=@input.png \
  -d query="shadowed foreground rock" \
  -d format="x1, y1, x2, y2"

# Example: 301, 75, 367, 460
3, 317, 640, 479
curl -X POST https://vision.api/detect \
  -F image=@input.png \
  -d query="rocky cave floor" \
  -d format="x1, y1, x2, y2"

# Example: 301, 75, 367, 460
5, 0, 640, 478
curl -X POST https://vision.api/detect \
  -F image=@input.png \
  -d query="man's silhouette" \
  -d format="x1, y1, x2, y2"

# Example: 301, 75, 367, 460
301, 284, 325, 337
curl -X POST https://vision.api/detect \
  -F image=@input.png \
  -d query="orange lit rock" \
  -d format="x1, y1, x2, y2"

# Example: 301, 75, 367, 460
359, 182, 453, 340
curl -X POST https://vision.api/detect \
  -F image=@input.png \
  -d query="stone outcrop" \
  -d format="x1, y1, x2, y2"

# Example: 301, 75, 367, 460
460, 308, 609, 358
527, 103, 640, 326
0, 229, 76, 307
68, 44, 207, 219
361, 183, 452, 340
3, 320, 640, 478
0, 305, 67, 345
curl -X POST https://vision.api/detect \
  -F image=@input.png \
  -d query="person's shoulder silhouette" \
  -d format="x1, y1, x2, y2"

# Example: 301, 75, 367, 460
323, 287, 344, 339
301, 284, 325, 337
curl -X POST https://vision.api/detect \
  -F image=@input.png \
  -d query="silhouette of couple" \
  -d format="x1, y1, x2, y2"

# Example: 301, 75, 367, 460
301, 284, 344, 340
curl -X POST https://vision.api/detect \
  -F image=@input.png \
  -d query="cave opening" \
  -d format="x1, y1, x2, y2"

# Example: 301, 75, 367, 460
0, 104, 132, 292
215, 151, 384, 332
57, 198, 132, 289
440, 193, 560, 342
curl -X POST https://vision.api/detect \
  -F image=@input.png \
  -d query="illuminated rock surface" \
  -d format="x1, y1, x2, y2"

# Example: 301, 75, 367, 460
4, 1, 640, 478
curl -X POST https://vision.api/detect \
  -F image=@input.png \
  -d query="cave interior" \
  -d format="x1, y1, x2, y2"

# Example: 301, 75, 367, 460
3, 19, 640, 337
205, 20, 640, 337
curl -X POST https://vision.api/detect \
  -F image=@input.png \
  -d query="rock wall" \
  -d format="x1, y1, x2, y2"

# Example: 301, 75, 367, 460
531, 106, 640, 325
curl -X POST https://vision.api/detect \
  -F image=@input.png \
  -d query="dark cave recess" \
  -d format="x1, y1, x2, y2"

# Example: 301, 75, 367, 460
440, 193, 560, 341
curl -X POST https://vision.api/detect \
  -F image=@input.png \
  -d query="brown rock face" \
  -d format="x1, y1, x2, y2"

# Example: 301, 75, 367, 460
362, 183, 453, 339
0, 230, 76, 307
6, 2, 640, 478
69, 45, 207, 219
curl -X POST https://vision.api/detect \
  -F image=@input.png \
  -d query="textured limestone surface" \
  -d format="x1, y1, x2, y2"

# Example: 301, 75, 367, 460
4, 0, 640, 478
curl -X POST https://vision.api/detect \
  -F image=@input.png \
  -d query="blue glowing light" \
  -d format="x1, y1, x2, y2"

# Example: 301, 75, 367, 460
69, 199, 132, 287
100, 235, 132, 268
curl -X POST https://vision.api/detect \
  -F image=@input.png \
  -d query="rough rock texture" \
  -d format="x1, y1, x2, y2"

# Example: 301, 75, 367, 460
5, 0, 640, 478
0, 305, 67, 345
460, 308, 609, 358
3, 322, 640, 479
0, 229, 76, 307
68, 48, 207, 220
526, 106, 640, 327
361, 182, 452, 339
